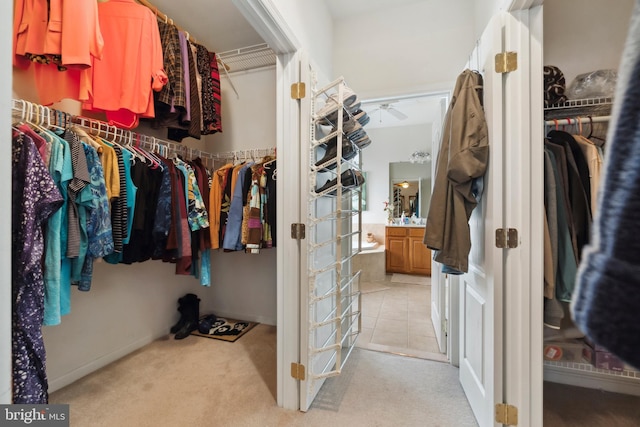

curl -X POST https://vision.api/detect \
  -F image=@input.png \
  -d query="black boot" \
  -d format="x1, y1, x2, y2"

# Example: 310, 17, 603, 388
175, 294, 200, 340
170, 295, 188, 334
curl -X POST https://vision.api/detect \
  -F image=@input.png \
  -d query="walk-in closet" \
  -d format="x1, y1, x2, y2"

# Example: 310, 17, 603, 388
539, 0, 640, 424
9, 0, 286, 408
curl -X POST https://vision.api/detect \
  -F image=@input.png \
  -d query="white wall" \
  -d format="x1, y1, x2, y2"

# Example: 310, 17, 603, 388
332, 0, 476, 99
13, 63, 277, 393
209, 68, 277, 152
544, 0, 634, 86
361, 123, 431, 224
271, 0, 334, 79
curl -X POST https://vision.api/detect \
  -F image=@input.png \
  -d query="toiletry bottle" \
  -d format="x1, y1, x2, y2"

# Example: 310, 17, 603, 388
401, 211, 407, 224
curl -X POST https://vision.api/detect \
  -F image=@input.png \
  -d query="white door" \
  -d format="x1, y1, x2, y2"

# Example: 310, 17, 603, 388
298, 63, 361, 411
430, 98, 447, 354
458, 13, 506, 427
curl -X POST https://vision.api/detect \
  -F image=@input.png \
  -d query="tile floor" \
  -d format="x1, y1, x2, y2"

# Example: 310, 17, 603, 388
356, 275, 448, 362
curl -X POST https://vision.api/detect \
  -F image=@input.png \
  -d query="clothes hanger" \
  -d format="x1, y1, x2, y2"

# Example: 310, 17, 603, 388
587, 115, 606, 146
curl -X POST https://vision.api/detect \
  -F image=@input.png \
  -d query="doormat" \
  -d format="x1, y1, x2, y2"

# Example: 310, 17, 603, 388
191, 316, 258, 342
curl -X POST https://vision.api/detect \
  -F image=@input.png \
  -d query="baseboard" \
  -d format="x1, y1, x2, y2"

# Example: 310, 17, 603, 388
544, 364, 640, 396
48, 335, 156, 394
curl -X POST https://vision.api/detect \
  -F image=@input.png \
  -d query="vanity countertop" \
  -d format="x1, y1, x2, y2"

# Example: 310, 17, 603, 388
386, 224, 426, 228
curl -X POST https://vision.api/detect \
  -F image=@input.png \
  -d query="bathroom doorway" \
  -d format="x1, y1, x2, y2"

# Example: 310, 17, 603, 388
353, 92, 449, 361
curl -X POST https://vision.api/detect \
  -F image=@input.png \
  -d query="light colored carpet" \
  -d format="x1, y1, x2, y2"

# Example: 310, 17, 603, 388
391, 273, 431, 285
49, 324, 477, 427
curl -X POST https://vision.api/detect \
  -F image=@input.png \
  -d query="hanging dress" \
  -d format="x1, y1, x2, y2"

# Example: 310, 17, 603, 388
12, 132, 63, 403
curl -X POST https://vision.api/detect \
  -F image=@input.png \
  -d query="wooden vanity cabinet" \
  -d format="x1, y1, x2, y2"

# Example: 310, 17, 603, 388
385, 226, 431, 276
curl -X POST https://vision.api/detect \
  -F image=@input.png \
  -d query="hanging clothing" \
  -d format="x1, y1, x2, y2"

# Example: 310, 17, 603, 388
12, 132, 63, 404
43, 132, 73, 326
265, 160, 277, 248
572, 134, 604, 215
154, 20, 186, 127
424, 69, 489, 274
208, 52, 223, 133
210, 164, 234, 249
77, 144, 114, 291
223, 162, 254, 251
13, 0, 103, 105
83, 0, 167, 128
196, 45, 215, 133
572, 0, 640, 369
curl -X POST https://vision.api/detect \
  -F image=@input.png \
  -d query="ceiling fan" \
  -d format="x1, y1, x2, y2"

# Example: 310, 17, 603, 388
368, 102, 408, 121
394, 181, 411, 189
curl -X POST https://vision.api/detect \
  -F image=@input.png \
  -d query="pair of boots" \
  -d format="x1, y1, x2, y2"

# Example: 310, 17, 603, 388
170, 293, 200, 340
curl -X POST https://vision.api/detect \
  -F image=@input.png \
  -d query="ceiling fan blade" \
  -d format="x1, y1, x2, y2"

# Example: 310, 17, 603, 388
387, 107, 408, 120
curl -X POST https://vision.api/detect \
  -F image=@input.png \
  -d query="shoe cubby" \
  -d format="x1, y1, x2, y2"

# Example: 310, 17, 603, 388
303, 77, 372, 383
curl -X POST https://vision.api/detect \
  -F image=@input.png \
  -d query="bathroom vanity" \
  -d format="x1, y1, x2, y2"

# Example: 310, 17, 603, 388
385, 225, 431, 276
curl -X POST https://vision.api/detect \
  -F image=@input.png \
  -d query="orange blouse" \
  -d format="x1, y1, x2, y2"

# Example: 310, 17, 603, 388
84, 0, 167, 123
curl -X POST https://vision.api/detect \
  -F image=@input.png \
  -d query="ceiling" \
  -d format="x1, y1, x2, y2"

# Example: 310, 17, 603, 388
361, 94, 447, 130
323, 0, 424, 20
147, 0, 444, 128
148, 0, 264, 53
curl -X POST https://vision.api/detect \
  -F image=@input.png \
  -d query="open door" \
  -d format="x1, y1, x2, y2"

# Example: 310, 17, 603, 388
430, 96, 448, 354
298, 61, 362, 411
458, 13, 506, 427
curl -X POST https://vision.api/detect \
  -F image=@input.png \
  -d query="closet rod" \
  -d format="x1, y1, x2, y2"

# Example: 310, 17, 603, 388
544, 115, 611, 127
134, 0, 231, 72
11, 98, 275, 164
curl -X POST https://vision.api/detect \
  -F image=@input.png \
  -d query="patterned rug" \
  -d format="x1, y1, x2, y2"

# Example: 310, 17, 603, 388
191, 316, 258, 342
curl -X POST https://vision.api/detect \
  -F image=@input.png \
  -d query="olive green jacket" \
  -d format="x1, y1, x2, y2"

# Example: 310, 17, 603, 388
423, 69, 489, 273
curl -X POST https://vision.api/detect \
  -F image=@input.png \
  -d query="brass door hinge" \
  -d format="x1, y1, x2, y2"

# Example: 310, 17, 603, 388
291, 362, 306, 380
291, 82, 306, 99
496, 228, 518, 248
495, 403, 518, 425
291, 223, 306, 240
495, 52, 517, 73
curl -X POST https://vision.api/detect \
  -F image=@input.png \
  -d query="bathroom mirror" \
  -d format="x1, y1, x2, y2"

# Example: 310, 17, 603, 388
389, 162, 431, 218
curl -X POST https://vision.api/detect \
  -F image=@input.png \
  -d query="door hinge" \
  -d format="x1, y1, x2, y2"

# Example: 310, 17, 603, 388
291, 82, 306, 99
495, 228, 518, 248
495, 51, 517, 73
291, 223, 306, 240
291, 362, 306, 380
495, 403, 518, 425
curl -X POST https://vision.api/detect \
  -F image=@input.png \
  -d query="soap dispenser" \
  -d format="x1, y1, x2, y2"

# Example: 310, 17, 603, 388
401, 211, 407, 225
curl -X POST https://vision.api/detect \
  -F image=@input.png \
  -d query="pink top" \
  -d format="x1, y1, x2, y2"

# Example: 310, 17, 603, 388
84, 0, 167, 122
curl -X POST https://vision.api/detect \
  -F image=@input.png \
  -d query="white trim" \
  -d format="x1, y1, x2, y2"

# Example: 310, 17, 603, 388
231, 0, 302, 410
528, 5, 545, 427
0, 0, 12, 405
276, 51, 303, 410
503, 9, 539, 427
232, 0, 300, 54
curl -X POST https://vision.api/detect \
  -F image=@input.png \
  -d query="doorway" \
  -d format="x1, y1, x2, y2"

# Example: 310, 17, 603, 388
352, 93, 449, 361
